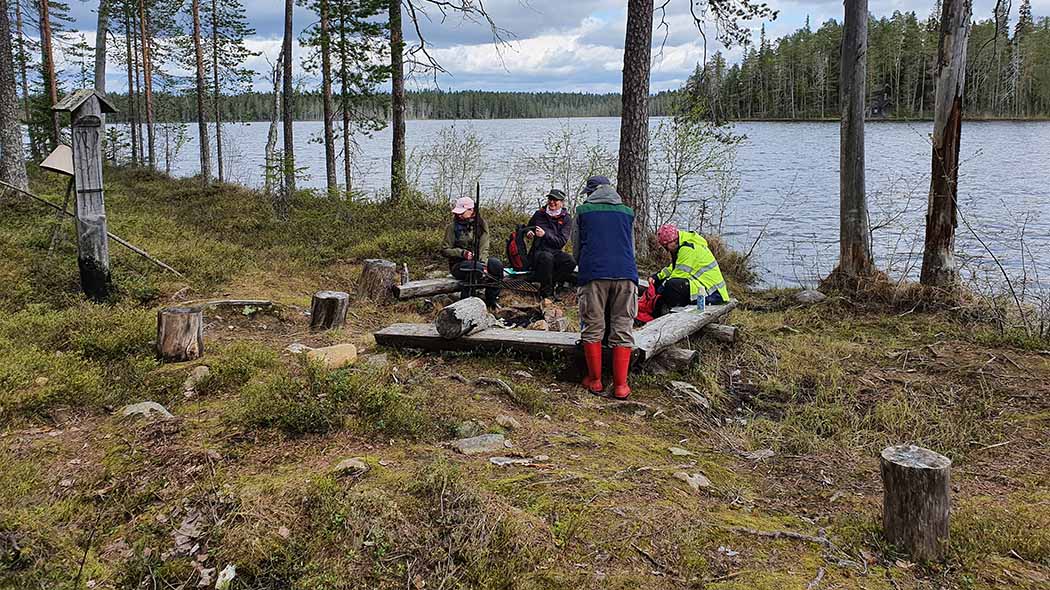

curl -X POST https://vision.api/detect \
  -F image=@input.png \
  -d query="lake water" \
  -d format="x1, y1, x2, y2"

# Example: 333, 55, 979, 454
149, 118, 1050, 289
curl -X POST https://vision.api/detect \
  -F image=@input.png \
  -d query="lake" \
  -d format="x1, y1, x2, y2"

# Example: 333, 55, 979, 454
149, 118, 1050, 290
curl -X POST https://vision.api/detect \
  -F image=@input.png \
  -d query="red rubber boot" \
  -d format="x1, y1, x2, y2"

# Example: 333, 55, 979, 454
611, 347, 632, 399
581, 342, 604, 394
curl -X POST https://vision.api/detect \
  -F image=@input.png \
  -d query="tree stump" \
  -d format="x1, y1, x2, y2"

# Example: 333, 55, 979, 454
881, 444, 952, 562
435, 297, 492, 339
645, 347, 700, 375
358, 259, 400, 303
157, 306, 204, 362
310, 290, 350, 330
703, 323, 739, 343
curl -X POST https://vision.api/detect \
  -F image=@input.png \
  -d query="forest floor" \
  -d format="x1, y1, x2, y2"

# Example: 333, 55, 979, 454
1, 167, 1048, 590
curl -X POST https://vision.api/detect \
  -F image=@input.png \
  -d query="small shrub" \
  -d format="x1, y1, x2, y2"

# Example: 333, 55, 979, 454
197, 342, 281, 396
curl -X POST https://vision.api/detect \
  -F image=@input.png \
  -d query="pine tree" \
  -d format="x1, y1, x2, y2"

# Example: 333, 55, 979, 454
1, 0, 29, 189
205, 0, 255, 183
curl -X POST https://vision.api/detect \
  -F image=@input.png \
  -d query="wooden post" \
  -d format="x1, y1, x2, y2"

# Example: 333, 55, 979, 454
881, 445, 952, 562
71, 95, 111, 300
310, 290, 349, 330
920, 0, 971, 287
157, 306, 204, 362
434, 297, 492, 339
358, 259, 400, 303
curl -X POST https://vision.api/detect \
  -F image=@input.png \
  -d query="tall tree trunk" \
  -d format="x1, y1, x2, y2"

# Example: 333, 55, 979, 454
339, 9, 352, 193
211, 0, 224, 182
39, 0, 60, 150
124, 3, 139, 165
617, 0, 653, 259
192, 0, 212, 184
131, 7, 144, 162
94, 0, 109, 92
921, 0, 971, 287
265, 48, 284, 198
320, 0, 336, 193
389, 0, 406, 202
281, 0, 295, 200
138, 0, 155, 168
836, 0, 874, 277
0, 0, 29, 190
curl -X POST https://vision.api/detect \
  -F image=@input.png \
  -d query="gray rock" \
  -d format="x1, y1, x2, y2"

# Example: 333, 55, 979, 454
452, 433, 507, 455
333, 457, 369, 476
285, 342, 312, 354
675, 472, 712, 492
182, 365, 210, 392
794, 289, 827, 305
668, 446, 694, 457
119, 401, 174, 420
495, 415, 521, 430
362, 353, 390, 368
668, 381, 711, 410
454, 420, 485, 439
489, 456, 533, 467
741, 448, 776, 461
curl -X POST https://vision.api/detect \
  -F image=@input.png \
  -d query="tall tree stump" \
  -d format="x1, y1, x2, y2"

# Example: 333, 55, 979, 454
310, 290, 349, 330
358, 259, 399, 304
435, 297, 492, 339
881, 444, 952, 562
157, 306, 204, 362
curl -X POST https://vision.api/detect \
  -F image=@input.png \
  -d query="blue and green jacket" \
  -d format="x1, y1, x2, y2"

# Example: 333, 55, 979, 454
572, 185, 638, 286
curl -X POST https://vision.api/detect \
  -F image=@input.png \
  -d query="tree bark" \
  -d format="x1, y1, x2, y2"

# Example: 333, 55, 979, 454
389, 0, 406, 203
192, 0, 212, 184
0, 0, 29, 191
880, 444, 951, 562
282, 0, 296, 198
39, 0, 61, 150
15, 0, 33, 160
617, 0, 653, 259
138, 0, 156, 169
310, 290, 350, 330
339, 9, 352, 193
264, 48, 284, 198
921, 0, 970, 287
94, 0, 109, 93
211, 0, 224, 182
124, 3, 139, 165
435, 297, 492, 339
157, 307, 205, 362
358, 258, 400, 303
837, 0, 874, 277
319, 0, 337, 193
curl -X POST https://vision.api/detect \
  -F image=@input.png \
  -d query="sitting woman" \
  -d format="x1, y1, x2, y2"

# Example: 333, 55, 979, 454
441, 196, 504, 307
650, 224, 729, 317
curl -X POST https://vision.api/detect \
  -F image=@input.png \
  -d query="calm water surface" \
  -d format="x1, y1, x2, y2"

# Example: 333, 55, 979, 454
154, 118, 1050, 288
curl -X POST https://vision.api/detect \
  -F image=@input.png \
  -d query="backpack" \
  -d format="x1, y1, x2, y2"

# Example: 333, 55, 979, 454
505, 224, 533, 271
637, 281, 660, 324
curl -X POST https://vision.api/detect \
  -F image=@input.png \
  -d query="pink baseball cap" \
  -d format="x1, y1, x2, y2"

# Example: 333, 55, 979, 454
451, 196, 474, 214
657, 224, 679, 246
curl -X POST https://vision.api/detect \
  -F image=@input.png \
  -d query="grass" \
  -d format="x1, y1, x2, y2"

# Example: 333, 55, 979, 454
0, 166, 1048, 589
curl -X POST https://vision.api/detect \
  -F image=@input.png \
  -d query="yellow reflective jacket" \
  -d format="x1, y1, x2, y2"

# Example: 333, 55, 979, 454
655, 231, 730, 302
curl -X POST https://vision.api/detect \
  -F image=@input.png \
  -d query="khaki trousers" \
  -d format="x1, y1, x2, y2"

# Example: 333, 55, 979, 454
578, 279, 637, 347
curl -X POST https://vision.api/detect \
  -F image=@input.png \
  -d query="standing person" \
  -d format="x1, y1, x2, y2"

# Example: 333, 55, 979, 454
572, 176, 638, 399
651, 224, 729, 317
441, 196, 505, 307
527, 189, 575, 298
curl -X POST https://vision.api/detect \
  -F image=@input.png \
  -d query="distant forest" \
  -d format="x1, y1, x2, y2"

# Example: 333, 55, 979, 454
98, 5, 1050, 124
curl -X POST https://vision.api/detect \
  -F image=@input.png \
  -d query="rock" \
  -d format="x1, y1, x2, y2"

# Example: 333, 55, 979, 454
119, 401, 174, 420
182, 365, 210, 393
285, 342, 312, 354
489, 456, 534, 467
452, 433, 507, 455
333, 457, 369, 476
741, 448, 775, 461
306, 343, 358, 369
362, 353, 389, 368
454, 420, 484, 439
795, 289, 827, 305
215, 564, 236, 590
668, 446, 694, 457
542, 306, 568, 332
495, 415, 521, 430
59, 478, 75, 488
675, 472, 712, 492
668, 381, 710, 410
34, 376, 49, 386
526, 319, 549, 331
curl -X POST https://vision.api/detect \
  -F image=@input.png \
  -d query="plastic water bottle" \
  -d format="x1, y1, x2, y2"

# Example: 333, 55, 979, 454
696, 294, 706, 312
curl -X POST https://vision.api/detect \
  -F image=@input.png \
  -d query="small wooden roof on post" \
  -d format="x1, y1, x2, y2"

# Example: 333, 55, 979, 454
52, 89, 120, 115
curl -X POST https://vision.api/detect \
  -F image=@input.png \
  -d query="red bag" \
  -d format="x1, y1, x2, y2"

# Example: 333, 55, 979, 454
637, 281, 659, 324
505, 224, 533, 271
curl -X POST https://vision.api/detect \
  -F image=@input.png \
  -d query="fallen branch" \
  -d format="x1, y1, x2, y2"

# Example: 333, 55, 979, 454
632, 543, 677, 576
806, 567, 825, 590
475, 377, 514, 397
729, 526, 833, 548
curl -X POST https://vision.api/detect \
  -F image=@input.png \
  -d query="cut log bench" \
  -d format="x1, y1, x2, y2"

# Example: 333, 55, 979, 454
395, 275, 650, 300
374, 300, 737, 363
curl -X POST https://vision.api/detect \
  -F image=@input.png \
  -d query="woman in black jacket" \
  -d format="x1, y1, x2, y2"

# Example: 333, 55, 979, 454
527, 189, 575, 297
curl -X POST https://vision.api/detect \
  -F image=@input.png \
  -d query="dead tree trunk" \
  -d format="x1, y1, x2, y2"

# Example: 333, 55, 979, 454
358, 259, 400, 303
389, 0, 406, 203
435, 297, 492, 339
310, 290, 350, 330
880, 444, 951, 562
157, 307, 205, 361
921, 0, 971, 288
192, 0, 212, 184
617, 0, 653, 259
836, 0, 874, 278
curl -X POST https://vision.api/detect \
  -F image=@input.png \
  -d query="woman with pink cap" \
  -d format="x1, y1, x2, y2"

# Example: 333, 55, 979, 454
441, 196, 505, 307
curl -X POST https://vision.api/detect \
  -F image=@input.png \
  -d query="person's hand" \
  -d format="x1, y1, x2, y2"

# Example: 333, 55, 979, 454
534, 227, 545, 238
464, 250, 474, 261
526, 230, 535, 238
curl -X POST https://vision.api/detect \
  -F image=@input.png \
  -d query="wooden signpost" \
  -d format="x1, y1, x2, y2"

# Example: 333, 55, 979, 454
52, 89, 118, 301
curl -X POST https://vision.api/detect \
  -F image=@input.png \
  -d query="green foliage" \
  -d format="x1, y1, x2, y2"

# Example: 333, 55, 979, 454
196, 342, 282, 396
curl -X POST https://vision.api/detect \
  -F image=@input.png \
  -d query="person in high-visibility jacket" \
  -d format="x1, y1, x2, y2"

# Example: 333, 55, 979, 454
651, 224, 729, 317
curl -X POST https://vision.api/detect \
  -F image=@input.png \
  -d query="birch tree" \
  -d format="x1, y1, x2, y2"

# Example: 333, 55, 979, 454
0, 0, 29, 189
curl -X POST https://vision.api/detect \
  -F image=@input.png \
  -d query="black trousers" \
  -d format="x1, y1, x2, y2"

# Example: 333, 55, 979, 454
653, 278, 726, 317
452, 258, 504, 306
530, 250, 575, 293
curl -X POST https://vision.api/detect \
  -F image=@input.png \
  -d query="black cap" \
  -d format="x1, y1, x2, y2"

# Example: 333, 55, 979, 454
546, 189, 566, 201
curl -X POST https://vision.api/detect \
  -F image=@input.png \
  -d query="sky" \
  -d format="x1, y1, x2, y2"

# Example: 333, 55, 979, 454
54, 0, 1050, 94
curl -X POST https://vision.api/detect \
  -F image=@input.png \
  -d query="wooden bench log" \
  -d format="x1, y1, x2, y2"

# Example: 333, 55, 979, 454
435, 297, 492, 339
375, 323, 579, 357
358, 259, 399, 303
703, 323, 739, 343
310, 291, 350, 330
881, 445, 952, 562
632, 301, 738, 362
157, 306, 204, 362
397, 277, 463, 300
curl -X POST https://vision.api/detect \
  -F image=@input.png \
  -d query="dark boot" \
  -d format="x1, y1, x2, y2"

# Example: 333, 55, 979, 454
581, 341, 603, 394
611, 347, 632, 399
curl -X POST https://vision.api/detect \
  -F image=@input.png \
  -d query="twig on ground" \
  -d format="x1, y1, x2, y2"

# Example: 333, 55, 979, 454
806, 567, 825, 589
632, 543, 677, 576
475, 377, 514, 397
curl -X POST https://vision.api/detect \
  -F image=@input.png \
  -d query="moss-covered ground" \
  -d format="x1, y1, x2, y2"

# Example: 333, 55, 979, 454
1, 167, 1048, 589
